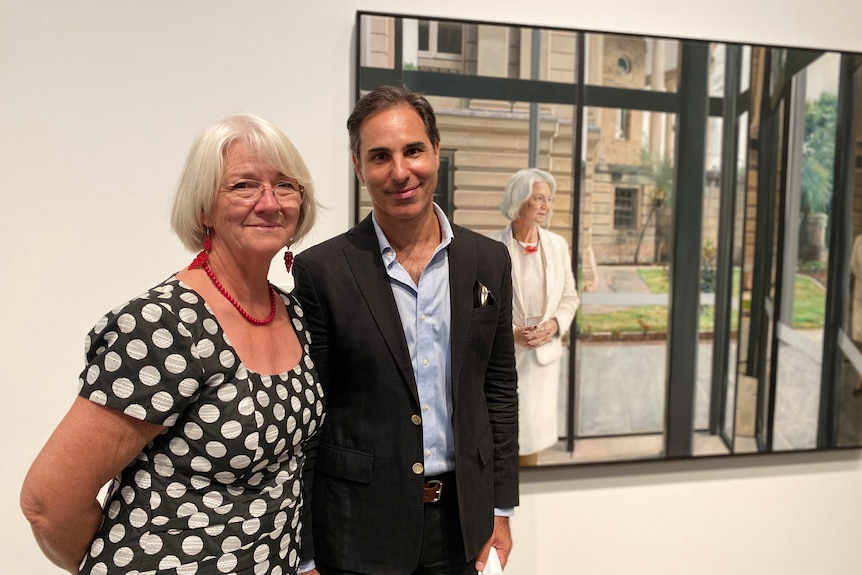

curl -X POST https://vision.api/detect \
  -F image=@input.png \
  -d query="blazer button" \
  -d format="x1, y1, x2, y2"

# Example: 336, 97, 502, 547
411, 414, 421, 425
412, 462, 424, 475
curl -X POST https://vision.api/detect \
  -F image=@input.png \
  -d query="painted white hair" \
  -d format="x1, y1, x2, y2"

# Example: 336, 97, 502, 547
499, 167, 557, 221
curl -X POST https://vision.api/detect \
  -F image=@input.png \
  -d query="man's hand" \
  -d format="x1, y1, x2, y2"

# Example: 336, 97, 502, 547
474, 516, 512, 572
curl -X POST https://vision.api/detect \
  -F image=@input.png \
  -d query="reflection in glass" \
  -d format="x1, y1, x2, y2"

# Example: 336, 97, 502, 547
698, 42, 752, 457
733, 49, 765, 453
724, 110, 750, 444
771, 54, 839, 450
834, 59, 862, 446
760, 79, 785, 453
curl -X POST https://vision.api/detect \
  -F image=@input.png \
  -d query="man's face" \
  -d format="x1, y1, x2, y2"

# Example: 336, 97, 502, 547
353, 106, 440, 226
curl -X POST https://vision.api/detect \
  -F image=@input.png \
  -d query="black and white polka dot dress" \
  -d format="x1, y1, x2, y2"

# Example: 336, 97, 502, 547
76, 277, 324, 575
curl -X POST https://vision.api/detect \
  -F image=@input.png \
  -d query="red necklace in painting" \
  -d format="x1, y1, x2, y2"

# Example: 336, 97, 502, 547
514, 238, 539, 254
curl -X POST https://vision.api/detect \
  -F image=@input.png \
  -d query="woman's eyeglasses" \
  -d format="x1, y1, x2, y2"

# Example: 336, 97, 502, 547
222, 179, 305, 204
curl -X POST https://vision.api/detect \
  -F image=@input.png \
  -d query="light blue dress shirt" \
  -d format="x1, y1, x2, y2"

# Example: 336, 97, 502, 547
372, 205, 455, 476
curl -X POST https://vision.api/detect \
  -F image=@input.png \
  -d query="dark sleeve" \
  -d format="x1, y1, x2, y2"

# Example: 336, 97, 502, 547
293, 255, 331, 390
292, 254, 328, 563
78, 296, 200, 427
484, 242, 520, 508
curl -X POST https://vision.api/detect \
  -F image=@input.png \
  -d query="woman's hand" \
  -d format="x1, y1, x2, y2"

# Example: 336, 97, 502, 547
514, 319, 558, 349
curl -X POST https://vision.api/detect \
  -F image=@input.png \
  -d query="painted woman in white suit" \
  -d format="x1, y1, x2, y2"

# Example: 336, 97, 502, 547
489, 168, 579, 465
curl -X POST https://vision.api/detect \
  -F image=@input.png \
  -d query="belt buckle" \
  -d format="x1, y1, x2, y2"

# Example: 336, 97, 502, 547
426, 479, 443, 503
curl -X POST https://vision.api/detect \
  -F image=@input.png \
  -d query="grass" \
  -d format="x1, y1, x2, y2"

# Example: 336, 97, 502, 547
791, 274, 828, 329
578, 267, 825, 335
638, 268, 668, 293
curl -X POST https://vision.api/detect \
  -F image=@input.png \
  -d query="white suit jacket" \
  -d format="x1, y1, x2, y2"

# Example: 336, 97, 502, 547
488, 225, 580, 365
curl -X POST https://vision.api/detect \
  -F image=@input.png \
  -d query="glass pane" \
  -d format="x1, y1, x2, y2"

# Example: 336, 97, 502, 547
574, 104, 674, 463
359, 15, 580, 84
360, 14, 397, 69
724, 110, 750, 443
693, 42, 747, 456
694, 113, 730, 456
760, 97, 785, 451
585, 35, 678, 93
418, 21, 429, 52
740, 46, 752, 93
733, 47, 768, 455
709, 44, 726, 98
837, 62, 862, 446
772, 53, 839, 451
437, 22, 463, 55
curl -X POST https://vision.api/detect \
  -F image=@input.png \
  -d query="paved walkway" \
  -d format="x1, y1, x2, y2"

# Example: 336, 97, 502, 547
567, 335, 823, 446
594, 265, 653, 295
555, 264, 836, 456
581, 265, 662, 313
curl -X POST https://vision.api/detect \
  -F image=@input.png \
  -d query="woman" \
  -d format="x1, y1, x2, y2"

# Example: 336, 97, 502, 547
489, 168, 579, 466
21, 115, 323, 574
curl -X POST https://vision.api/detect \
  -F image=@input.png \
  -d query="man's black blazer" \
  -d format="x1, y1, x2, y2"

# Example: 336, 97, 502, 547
293, 214, 519, 574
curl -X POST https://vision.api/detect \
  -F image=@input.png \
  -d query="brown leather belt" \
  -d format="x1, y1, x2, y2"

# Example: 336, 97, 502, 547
423, 472, 455, 503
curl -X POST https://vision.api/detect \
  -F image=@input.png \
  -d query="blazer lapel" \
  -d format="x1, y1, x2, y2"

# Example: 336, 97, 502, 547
343, 216, 418, 398
447, 225, 475, 400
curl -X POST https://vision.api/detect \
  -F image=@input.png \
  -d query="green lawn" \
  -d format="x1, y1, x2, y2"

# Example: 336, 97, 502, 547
791, 274, 828, 329
578, 267, 825, 334
638, 267, 669, 293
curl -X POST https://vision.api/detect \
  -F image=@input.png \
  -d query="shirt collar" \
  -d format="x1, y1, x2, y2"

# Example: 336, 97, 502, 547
371, 203, 454, 257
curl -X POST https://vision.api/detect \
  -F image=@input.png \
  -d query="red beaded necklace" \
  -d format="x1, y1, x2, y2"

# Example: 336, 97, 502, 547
512, 223, 539, 253
202, 262, 277, 326
514, 236, 539, 253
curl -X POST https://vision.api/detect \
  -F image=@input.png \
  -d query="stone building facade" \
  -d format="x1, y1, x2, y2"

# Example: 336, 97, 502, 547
358, 16, 737, 291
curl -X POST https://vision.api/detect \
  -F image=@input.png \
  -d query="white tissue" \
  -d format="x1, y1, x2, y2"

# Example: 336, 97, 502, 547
480, 546, 503, 575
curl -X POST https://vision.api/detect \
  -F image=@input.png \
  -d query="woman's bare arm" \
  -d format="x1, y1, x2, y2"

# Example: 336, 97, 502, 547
21, 397, 165, 573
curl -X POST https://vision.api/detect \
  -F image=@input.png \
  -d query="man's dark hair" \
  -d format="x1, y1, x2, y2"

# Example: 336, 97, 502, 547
347, 85, 440, 159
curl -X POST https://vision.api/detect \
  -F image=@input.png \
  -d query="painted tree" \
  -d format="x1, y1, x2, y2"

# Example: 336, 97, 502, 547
801, 92, 837, 218
634, 149, 673, 264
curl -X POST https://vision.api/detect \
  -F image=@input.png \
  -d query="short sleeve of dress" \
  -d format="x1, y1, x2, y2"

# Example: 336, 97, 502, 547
77, 280, 212, 427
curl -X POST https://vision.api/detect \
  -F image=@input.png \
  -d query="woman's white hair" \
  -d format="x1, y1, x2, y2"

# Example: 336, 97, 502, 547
499, 167, 557, 222
170, 114, 319, 252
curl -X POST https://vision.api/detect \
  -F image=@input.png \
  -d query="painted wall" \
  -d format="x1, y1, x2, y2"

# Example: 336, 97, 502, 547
2, 1, 860, 573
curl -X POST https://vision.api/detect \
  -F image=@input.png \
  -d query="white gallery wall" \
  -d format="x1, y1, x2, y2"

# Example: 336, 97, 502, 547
2, 1, 860, 573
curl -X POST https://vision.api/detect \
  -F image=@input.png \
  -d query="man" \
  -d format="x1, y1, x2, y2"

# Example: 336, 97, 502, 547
293, 85, 519, 575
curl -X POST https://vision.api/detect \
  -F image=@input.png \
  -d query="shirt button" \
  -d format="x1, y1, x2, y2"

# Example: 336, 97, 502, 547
426, 449, 432, 456
423, 404, 430, 411
422, 358, 429, 366
412, 462, 424, 475
411, 414, 421, 425
420, 313, 426, 321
